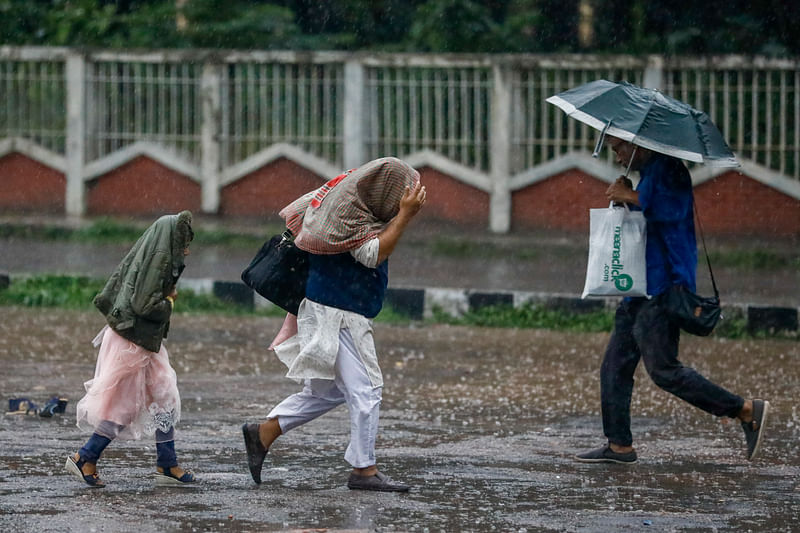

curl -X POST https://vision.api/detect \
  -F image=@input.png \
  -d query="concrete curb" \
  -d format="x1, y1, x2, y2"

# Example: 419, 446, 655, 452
179, 277, 800, 335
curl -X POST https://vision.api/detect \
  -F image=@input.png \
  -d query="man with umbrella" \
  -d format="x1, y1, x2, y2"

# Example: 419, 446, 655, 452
547, 80, 769, 463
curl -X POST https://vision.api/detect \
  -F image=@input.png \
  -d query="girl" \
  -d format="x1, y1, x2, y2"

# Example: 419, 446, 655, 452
66, 211, 197, 487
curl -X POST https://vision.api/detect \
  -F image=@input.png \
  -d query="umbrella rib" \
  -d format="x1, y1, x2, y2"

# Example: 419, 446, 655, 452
629, 88, 657, 145
628, 90, 705, 163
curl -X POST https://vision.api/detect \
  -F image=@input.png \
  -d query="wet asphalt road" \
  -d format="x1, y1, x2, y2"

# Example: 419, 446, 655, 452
1, 308, 799, 532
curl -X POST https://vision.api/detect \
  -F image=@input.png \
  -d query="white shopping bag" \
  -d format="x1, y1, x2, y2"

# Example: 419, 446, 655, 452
581, 203, 648, 298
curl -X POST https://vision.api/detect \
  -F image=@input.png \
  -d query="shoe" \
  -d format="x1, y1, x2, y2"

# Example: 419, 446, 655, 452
242, 423, 268, 484
38, 397, 68, 418
347, 471, 410, 492
154, 466, 197, 486
6, 397, 37, 416
575, 445, 637, 464
64, 454, 105, 488
742, 399, 769, 461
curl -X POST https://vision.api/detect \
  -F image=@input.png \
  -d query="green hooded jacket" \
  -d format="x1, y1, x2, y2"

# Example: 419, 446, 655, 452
93, 211, 194, 353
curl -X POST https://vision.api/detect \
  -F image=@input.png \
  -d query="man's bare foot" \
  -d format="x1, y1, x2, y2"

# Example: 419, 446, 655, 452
738, 399, 754, 423
353, 465, 378, 477
258, 418, 282, 449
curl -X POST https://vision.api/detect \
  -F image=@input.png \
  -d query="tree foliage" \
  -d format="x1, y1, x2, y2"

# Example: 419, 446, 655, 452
0, 0, 797, 55
593, 0, 800, 55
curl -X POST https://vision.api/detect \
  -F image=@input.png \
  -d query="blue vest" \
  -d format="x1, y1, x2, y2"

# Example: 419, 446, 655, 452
305, 253, 388, 318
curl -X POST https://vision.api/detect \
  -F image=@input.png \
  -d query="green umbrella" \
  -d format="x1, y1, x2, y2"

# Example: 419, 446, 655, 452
546, 79, 739, 168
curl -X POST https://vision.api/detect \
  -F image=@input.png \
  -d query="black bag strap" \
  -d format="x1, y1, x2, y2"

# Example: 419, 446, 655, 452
652, 193, 718, 299
692, 195, 719, 299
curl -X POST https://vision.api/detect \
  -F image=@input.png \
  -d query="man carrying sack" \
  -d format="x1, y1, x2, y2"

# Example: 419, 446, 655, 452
575, 136, 769, 464
241, 157, 426, 491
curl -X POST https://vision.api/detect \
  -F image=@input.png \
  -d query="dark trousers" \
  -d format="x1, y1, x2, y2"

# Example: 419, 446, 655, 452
600, 297, 744, 446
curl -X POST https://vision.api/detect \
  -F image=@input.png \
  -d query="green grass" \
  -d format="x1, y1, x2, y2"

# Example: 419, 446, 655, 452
0, 218, 143, 244
0, 218, 279, 250
429, 303, 614, 333
0, 278, 794, 340
0, 274, 278, 316
0, 275, 104, 308
708, 249, 800, 270
373, 303, 418, 325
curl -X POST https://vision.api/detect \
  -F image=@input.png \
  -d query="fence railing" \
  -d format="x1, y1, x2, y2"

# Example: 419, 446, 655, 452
1, 47, 798, 230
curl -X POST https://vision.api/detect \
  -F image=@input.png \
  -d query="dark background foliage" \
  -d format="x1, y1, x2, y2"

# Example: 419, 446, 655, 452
0, 0, 797, 55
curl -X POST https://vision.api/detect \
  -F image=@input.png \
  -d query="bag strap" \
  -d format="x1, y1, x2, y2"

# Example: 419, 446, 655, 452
652, 193, 718, 299
692, 195, 719, 298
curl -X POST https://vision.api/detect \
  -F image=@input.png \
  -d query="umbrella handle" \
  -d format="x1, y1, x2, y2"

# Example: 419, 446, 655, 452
624, 145, 638, 177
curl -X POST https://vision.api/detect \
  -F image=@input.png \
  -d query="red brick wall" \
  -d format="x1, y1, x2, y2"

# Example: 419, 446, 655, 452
86, 156, 201, 216
694, 171, 800, 236
511, 169, 608, 231
416, 166, 490, 226
2, 152, 798, 237
0, 153, 65, 213
219, 162, 491, 225
219, 158, 322, 217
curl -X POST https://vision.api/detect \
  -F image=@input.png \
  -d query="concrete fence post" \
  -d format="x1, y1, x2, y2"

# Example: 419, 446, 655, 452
343, 60, 365, 169
65, 51, 86, 216
200, 61, 222, 213
489, 64, 512, 233
643, 55, 664, 90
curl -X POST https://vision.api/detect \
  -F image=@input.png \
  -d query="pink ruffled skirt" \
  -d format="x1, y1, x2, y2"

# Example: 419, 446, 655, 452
76, 326, 181, 442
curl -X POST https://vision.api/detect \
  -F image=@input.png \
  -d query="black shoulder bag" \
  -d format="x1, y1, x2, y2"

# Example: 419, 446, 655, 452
241, 230, 309, 315
660, 199, 722, 336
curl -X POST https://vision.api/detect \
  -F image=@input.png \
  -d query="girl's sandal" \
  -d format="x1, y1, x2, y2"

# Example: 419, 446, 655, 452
154, 466, 197, 486
64, 454, 106, 488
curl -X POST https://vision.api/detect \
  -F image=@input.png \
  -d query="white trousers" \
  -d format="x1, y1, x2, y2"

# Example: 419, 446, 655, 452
267, 328, 383, 468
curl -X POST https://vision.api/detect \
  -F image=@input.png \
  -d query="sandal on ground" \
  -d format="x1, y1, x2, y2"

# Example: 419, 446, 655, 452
6, 397, 38, 416
64, 454, 105, 488
154, 466, 197, 486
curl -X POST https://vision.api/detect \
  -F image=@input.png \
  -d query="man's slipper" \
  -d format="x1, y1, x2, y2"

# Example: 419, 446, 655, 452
242, 423, 268, 484
742, 399, 770, 461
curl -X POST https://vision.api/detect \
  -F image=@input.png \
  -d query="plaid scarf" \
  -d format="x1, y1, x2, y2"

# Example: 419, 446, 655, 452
280, 157, 420, 254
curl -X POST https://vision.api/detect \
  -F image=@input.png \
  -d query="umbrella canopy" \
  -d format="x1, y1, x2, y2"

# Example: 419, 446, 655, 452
546, 79, 739, 168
